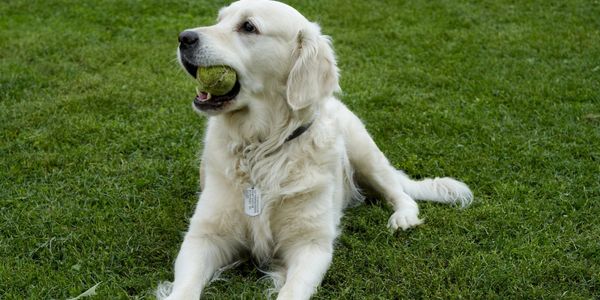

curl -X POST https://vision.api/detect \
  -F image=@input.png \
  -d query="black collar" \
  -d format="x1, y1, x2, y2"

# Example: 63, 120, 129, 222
284, 121, 314, 143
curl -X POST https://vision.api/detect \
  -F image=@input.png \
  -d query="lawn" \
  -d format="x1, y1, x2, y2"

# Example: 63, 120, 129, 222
1, 0, 599, 299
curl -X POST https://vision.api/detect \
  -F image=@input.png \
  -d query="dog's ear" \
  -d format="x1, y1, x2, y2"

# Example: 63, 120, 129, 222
286, 23, 339, 110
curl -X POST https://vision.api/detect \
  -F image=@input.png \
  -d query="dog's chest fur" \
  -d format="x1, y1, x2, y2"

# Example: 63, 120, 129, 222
219, 124, 339, 261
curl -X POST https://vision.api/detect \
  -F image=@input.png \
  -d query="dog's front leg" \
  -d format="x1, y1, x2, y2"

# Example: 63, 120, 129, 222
277, 241, 334, 300
275, 190, 339, 300
164, 188, 243, 300
165, 230, 237, 299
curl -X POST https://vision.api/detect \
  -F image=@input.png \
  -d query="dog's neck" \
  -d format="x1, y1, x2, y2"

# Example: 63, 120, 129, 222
218, 96, 318, 146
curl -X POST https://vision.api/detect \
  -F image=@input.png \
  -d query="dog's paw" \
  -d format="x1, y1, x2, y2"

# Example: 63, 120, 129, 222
387, 208, 423, 231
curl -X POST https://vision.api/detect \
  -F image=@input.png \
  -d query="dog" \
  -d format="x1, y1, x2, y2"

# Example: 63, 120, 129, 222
158, 0, 473, 299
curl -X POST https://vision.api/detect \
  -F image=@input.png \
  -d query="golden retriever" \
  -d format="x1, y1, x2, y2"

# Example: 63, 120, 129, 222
158, 0, 472, 299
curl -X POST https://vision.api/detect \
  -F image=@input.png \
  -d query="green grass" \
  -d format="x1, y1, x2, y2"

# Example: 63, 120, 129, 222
1, 0, 599, 299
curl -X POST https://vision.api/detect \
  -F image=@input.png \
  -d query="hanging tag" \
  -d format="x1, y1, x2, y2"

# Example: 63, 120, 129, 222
243, 187, 262, 217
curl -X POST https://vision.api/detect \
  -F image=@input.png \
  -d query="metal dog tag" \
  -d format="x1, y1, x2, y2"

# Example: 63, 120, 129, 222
243, 187, 262, 217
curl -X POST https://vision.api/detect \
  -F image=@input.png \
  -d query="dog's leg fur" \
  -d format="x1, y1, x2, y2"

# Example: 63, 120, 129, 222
271, 183, 341, 300
337, 102, 471, 230
164, 233, 237, 300
277, 241, 333, 300
162, 184, 243, 300
337, 104, 421, 230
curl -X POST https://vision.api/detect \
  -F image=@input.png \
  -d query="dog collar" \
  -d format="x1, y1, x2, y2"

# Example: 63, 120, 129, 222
284, 120, 314, 143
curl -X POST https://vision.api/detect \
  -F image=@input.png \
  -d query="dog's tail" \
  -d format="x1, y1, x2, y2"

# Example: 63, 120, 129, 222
397, 170, 473, 207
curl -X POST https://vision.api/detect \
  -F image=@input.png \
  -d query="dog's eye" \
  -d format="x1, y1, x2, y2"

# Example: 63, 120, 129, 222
241, 21, 257, 33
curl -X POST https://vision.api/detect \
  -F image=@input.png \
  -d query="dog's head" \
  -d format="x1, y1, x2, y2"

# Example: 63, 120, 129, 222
178, 0, 339, 116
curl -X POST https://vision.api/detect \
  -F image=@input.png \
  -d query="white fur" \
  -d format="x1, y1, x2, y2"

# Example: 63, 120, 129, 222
160, 1, 473, 299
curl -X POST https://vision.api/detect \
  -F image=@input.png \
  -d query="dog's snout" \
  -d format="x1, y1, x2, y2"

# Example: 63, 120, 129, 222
178, 31, 199, 47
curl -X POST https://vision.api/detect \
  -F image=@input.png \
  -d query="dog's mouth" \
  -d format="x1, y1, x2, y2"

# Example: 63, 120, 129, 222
193, 80, 241, 111
182, 61, 241, 112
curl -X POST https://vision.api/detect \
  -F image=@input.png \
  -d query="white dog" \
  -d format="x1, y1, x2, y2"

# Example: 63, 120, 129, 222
159, 0, 473, 299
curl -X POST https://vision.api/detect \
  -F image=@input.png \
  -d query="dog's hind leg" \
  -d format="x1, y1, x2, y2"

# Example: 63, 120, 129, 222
338, 104, 423, 230
337, 103, 472, 230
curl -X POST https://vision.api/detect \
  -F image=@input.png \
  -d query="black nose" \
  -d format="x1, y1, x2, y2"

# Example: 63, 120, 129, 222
178, 31, 199, 46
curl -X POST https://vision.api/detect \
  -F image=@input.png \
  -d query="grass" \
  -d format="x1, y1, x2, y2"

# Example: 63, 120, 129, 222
1, 0, 599, 299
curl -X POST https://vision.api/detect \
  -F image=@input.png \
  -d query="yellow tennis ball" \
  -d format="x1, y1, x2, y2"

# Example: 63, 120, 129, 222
197, 66, 237, 96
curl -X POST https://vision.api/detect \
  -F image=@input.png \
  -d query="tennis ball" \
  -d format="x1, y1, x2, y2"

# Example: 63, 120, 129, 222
197, 66, 237, 96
